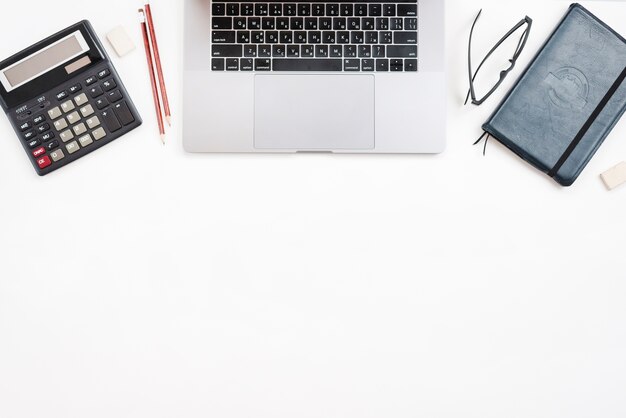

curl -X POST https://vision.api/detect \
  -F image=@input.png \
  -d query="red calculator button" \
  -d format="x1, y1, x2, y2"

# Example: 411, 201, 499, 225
32, 146, 46, 158
37, 156, 52, 169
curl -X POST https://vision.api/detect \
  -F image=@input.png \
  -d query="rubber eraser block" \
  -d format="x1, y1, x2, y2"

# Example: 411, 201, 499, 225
601, 162, 626, 190
106, 26, 135, 57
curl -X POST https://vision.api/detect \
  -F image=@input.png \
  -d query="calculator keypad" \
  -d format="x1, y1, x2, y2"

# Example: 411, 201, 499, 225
16, 66, 140, 175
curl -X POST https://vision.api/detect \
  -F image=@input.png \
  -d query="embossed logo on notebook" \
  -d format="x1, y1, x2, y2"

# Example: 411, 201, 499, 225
545, 67, 589, 111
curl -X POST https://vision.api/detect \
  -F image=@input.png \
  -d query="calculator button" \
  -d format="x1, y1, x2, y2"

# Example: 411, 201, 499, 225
41, 132, 55, 142
69, 84, 82, 94
36, 123, 50, 133
98, 68, 111, 79
74, 93, 89, 107
73, 123, 87, 136
107, 90, 123, 103
60, 129, 74, 143
61, 100, 75, 113
46, 140, 60, 151
50, 149, 65, 162
95, 98, 108, 110
66, 141, 80, 154
78, 134, 93, 147
48, 107, 62, 120
56, 91, 69, 101
102, 79, 117, 91
89, 85, 104, 98
32, 146, 46, 158
54, 118, 68, 131
80, 104, 95, 118
85, 75, 98, 85
37, 155, 52, 169
92, 127, 107, 141
86, 116, 101, 129
19, 121, 32, 131
101, 109, 122, 132
27, 139, 41, 149
66, 111, 81, 125
23, 130, 36, 141
114, 102, 135, 126
33, 115, 46, 125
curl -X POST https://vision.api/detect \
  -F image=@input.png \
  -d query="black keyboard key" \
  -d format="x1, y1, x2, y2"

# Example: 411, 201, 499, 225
95, 97, 109, 109
301, 45, 314, 57
376, 18, 389, 30
358, 45, 371, 58
255, 3, 268, 16
287, 45, 300, 57
380, 32, 393, 44
244, 45, 257, 57
376, 59, 389, 71
242, 3, 254, 16
315, 45, 328, 57
305, 17, 318, 30
340, 4, 353, 16
37, 123, 50, 133
102, 109, 122, 132
383, 4, 396, 17
319, 18, 332, 30
284, 4, 296, 16
273, 58, 342, 71
390, 18, 403, 30
269, 3, 281, 16
213, 31, 236, 43
272, 45, 286, 57
69, 83, 82, 94
344, 45, 357, 57
85, 75, 98, 86
322, 31, 336, 44
33, 115, 46, 125
394, 32, 418, 44
326, 4, 339, 16
234, 17, 247, 29
262, 17, 275, 30
312, 3, 325, 16
365, 31, 378, 44
226, 58, 239, 71
107, 90, 123, 103
355, 4, 367, 17
114, 102, 135, 126
298, 3, 310, 16
276, 17, 290, 30
255, 59, 271, 71
267, 31, 279, 43
19, 121, 32, 132
405, 59, 418, 72
212, 3, 225, 16
398, 4, 418, 17
405, 18, 417, 30
212, 57, 225, 71
348, 18, 360, 30
27, 139, 40, 149
252, 31, 264, 43
240, 58, 254, 71
290, 17, 303, 30
45, 140, 59, 151
89, 85, 104, 98
337, 31, 350, 44
387, 45, 418, 58
308, 31, 321, 44
351, 31, 364, 44
280, 31, 293, 43
294, 31, 307, 44
390, 59, 403, 71
372, 45, 385, 58
258, 45, 272, 57
212, 17, 232, 29
362, 18, 375, 30
237, 31, 250, 43
248, 17, 261, 29
212, 44, 243, 57
333, 17, 346, 30
56, 91, 69, 101
344, 59, 360, 71
97, 69, 110, 79
23, 131, 36, 141
369, 4, 382, 16
42, 133, 55, 144
329, 45, 342, 57
362, 59, 375, 71
227, 3, 239, 16
102, 79, 117, 92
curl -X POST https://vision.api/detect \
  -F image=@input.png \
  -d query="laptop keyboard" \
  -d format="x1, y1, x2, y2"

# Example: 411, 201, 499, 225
210, 1, 419, 72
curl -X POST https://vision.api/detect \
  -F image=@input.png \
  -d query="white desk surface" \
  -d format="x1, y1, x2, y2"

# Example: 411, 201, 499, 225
1, 1, 625, 417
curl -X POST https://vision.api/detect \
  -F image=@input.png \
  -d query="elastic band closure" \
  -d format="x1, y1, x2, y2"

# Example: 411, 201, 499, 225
549, 65, 626, 178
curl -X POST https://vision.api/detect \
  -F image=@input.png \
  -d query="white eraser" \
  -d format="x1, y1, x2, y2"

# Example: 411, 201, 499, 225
106, 26, 136, 58
601, 161, 626, 190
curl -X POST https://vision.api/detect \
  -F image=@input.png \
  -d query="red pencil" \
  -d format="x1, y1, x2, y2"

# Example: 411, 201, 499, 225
144, 3, 171, 126
139, 8, 165, 144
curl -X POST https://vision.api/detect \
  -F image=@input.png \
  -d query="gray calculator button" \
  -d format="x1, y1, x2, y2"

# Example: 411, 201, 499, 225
48, 106, 62, 120
92, 127, 107, 141
80, 104, 95, 118
86, 116, 101, 129
66, 141, 80, 154
78, 134, 93, 147
50, 149, 65, 162
67, 111, 81, 125
73, 122, 87, 136
61, 100, 75, 113
74, 93, 89, 106
54, 118, 68, 131
60, 129, 74, 143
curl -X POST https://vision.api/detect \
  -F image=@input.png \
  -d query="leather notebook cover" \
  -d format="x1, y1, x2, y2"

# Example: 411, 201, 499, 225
483, 4, 626, 186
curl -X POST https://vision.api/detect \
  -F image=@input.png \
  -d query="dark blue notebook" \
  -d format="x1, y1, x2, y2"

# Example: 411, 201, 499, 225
483, 4, 626, 186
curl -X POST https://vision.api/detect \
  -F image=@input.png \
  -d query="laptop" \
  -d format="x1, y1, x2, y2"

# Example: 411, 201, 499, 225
183, 0, 446, 153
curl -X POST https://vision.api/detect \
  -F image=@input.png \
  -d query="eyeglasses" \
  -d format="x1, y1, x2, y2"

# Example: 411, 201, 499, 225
466, 10, 533, 106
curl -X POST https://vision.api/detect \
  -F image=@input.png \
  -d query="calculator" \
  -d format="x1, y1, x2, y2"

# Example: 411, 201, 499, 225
0, 21, 141, 176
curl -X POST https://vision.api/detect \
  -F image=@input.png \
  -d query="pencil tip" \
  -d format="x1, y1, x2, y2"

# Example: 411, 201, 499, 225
160, 134, 166, 144
166, 116, 172, 126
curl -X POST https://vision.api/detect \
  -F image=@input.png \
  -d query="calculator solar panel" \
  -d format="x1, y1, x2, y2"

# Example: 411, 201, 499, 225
210, 1, 419, 72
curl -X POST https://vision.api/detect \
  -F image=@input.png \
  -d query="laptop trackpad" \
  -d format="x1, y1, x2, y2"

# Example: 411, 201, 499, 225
254, 75, 375, 150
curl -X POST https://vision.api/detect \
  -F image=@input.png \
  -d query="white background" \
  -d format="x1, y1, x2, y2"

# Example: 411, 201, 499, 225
1, 1, 626, 417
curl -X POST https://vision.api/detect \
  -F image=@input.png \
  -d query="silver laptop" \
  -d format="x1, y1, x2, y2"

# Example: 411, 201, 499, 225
183, 0, 446, 153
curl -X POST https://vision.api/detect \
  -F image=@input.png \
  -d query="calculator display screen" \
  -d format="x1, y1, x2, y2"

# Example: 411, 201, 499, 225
0, 31, 89, 93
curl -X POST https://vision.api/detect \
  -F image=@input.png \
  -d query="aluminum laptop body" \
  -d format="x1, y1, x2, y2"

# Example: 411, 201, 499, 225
183, 0, 446, 153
